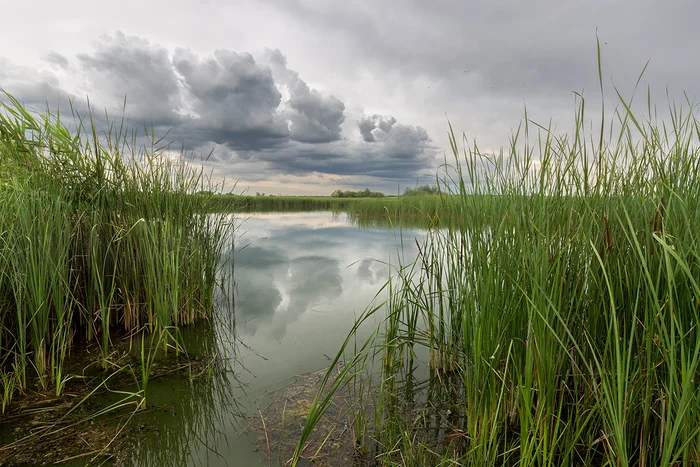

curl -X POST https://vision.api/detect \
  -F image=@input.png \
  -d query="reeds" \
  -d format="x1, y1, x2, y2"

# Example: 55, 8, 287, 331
294, 71, 700, 464
0, 92, 231, 410
209, 193, 454, 227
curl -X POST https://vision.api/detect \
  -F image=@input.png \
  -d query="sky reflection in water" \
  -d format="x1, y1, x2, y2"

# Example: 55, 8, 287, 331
130, 211, 423, 466
228, 212, 423, 397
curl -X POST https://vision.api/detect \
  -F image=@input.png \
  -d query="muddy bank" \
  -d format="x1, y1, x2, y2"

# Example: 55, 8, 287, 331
247, 362, 374, 466
0, 339, 217, 466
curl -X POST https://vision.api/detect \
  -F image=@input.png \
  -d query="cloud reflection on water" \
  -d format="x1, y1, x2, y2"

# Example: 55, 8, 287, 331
232, 212, 421, 343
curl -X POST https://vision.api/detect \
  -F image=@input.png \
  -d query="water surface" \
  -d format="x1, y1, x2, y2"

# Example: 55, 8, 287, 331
129, 211, 423, 465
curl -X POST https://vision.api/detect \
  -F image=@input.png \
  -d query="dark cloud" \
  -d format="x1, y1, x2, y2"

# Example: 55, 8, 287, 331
265, 49, 345, 144
2, 32, 440, 187
4, 0, 700, 195
77, 32, 181, 125
229, 123, 436, 179
201, 109, 436, 180
173, 48, 290, 149
189, 109, 436, 181
358, 114, 396, 142
380, 123, 432, 157
287, 86, 345, 143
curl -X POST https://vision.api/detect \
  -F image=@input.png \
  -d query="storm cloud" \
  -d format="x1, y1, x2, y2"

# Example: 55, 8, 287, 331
226, 118, 436, 180
172, 48, 290, 150
1, 31, 437, 188
359, 114, 396, 143
266, 49, 346, 144
77, 32, 182, 125
3, 0, 696, 193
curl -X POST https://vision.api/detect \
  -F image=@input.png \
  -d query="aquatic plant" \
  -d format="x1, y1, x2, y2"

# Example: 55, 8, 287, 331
0, 92, 231, 410
293, 56, 700, 465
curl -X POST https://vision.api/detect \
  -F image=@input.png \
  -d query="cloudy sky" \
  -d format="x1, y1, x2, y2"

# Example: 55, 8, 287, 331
1, 0, 697, 195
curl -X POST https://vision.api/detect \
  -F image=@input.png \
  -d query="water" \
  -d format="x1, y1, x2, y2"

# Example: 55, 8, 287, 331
127, 211, 424, 465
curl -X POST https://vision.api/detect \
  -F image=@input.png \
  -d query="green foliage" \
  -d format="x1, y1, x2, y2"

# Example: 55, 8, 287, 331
402, 184, 439, 196
0, 92, 230, 409
293, 72, 700, 465
207, 193, 459, 230
331, 188, 384, 198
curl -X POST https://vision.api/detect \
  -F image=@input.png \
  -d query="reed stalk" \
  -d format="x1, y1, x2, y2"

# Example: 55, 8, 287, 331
0, 91, 231, 412
293, 59, 700, 465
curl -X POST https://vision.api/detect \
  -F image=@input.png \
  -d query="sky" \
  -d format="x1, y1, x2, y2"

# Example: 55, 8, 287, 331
1, 0, 698, 195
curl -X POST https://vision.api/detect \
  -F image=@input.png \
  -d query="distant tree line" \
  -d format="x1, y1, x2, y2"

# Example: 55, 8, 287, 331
403, 185, 440, 196
331, 188, 385, 198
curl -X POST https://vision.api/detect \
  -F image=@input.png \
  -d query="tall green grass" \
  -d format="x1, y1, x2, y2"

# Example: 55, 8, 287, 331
294, 79, 700, 464
0, 92, 231, 409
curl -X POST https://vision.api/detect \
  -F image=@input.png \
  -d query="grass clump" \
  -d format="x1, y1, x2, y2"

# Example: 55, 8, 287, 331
294, 75, 700, 464
0, 92, 231, 410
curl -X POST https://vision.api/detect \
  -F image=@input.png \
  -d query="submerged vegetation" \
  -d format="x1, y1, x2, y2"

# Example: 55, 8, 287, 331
294, 83, 700, 464
0, 92, 231, 418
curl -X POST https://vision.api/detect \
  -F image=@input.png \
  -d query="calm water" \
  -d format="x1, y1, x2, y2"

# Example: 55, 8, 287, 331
126, 211, 424, 466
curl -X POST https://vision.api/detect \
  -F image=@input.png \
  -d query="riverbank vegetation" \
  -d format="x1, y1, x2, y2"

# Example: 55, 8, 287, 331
208, 192, 454, 227
402, 184, 439, 196
331, 188, 385, 198
0, 92, 231, 417
295, 81, 700, 464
